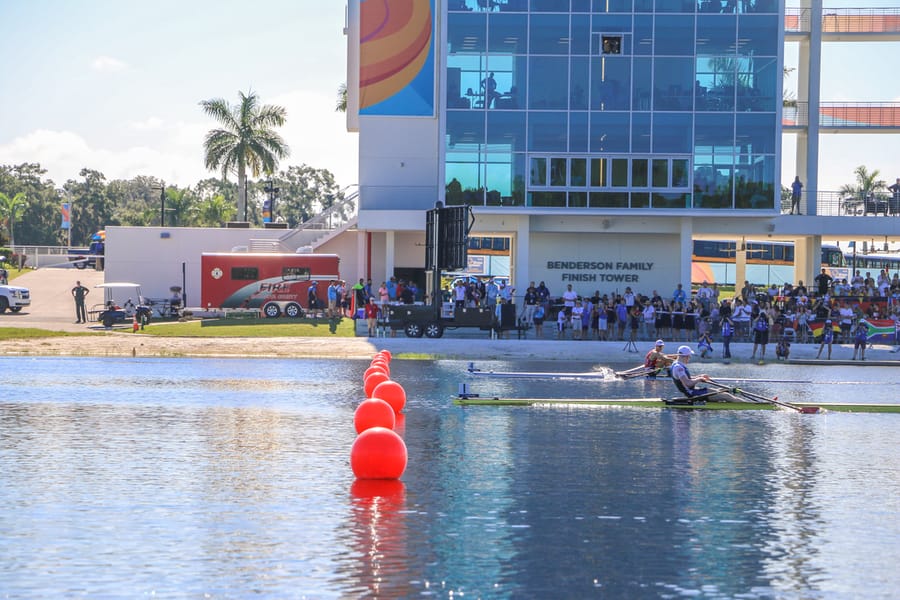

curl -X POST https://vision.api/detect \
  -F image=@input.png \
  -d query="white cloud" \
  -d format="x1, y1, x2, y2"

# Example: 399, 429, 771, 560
0, 129, 206, 186
0, 89, 358, 190
129, 117, 164, 131
91, 56, 128, 72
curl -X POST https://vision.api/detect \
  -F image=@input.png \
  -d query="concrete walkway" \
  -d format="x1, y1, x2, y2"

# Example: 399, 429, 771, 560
2, 266, 105, 332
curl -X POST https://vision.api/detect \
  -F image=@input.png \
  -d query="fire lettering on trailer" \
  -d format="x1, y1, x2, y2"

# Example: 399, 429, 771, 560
259, 282, 290, 292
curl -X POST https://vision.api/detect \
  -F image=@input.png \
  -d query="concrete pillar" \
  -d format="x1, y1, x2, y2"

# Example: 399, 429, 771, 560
805, 0, 823, 214
385, 231, 395, 282
735, 241, 747, 295
795, 235, 820, 289
680, 218, 693, 292
514, 216, 530, 299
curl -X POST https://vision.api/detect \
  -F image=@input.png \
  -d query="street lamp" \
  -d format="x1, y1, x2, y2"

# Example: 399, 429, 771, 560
263, 177, 280, 224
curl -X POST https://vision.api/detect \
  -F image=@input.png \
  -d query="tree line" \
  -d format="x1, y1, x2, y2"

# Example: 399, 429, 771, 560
0, 162, 345, 248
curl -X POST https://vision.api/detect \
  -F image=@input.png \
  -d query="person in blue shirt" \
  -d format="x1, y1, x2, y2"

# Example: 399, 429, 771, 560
672, 283, 687, 305
816, 319, 834, 359
852, 321, 868, 360
790, 176, 803, 214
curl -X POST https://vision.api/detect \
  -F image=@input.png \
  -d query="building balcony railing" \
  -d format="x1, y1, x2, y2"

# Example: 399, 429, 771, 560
791, 190, 900, 217
786, 7, 900, 34
783, 102, 900, 128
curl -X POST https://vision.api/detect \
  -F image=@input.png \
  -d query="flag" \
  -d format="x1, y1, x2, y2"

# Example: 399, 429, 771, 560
61, 203, 70, 230
860, 318, 897, 343
809, 320, 840, 339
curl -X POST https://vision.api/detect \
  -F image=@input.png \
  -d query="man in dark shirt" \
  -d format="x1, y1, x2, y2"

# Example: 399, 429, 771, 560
814, 268, 833, 297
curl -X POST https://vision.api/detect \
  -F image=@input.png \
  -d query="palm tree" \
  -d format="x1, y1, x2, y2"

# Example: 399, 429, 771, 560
0, 192, 27, 246
840, 165, 886, 201
336, 83, 347, 113
200, 90, 289, 221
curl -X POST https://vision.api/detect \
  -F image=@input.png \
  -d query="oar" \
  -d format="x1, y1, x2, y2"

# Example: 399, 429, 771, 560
708, 380, 820, 414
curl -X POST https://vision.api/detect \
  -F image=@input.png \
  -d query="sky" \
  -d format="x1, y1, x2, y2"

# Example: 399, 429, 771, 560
0, 1, 898, 194
0, 0, 358, 189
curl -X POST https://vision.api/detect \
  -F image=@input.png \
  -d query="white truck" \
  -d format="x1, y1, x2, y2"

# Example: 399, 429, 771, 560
0, 283, 30, 312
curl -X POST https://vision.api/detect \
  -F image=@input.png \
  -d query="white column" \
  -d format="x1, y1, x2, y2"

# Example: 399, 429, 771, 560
794, 235, 819, 289
806, 0, 823, 214
680, 218, 693, 290
514, 215, 530, 295
385, 231, 395, 282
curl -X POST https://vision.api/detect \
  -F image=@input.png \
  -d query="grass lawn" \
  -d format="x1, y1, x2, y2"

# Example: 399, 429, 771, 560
0, 327, 99, 340
139, 316, 358, 337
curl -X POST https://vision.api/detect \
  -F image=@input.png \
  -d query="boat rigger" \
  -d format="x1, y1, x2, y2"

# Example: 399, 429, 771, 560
453, 395, 900, 413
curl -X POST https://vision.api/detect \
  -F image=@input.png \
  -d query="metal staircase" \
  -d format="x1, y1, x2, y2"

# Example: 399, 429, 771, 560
248, 185, 359, 253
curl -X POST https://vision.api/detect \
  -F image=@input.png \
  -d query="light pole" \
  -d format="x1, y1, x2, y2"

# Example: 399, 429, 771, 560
263, 178, 279, 224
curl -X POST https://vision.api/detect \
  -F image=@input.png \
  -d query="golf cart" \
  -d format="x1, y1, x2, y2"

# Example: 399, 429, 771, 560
92, 282, 152, 328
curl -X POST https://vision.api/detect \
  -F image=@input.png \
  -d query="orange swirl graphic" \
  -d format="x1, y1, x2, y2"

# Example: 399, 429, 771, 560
360, 0, 432, 109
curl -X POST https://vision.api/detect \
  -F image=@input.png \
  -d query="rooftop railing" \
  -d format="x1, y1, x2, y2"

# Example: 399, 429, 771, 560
786, 7, 900, 34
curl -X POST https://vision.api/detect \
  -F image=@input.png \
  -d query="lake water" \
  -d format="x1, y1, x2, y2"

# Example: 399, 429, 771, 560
1, 356, 898, 599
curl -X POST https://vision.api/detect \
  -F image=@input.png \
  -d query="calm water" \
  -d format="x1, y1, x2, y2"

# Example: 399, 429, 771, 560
1, 356, 899, 599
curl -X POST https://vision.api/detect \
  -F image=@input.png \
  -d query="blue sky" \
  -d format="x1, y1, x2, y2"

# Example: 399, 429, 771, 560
0, 1, 897, 193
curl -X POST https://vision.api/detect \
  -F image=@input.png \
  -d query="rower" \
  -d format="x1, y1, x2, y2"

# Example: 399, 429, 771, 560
644, 339, 674, 376
670, 345, 711, 397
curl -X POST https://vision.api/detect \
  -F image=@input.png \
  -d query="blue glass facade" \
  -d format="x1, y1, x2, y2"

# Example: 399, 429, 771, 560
444, 0, 780, 210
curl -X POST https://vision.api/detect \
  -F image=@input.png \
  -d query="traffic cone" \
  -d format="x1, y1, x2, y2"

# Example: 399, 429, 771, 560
132, 314, 139, 333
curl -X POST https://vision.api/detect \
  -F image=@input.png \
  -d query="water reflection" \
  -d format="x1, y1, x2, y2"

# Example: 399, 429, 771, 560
0, 357, 898, 598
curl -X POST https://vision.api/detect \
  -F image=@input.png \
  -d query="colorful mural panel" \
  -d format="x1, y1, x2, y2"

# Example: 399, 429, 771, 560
359, 0, 434, 116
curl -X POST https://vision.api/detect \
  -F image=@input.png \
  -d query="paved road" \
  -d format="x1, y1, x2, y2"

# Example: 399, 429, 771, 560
2, 266, 105, 332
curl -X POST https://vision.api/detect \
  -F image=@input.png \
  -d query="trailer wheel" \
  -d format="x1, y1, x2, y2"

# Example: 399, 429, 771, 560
284, 302, 303, 318
424, 321, 444, 338
74, 261, 86, 270
262, 302, 282, 318
102, 315, 115, 328
404, 322, 424, 338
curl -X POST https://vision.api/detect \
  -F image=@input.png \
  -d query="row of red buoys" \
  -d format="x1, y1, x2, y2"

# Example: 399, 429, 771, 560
350, 350, 408, 480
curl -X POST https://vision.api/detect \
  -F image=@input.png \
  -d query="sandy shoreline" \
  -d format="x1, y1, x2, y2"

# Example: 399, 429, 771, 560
3, 332, 899, 365
4, 268, 899, 363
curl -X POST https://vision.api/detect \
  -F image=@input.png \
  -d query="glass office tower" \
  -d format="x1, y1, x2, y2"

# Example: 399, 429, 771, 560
444, 0, 781, 212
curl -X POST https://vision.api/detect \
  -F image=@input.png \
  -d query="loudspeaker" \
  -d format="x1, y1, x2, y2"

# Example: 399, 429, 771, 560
425, 206, 469, 271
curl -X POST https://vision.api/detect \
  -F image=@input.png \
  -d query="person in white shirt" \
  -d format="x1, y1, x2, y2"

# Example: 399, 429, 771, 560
571, 300, 584, 340
562, 284, 578, 309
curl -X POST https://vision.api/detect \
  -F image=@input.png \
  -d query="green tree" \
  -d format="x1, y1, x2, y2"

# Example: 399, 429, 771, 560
840, 165, 886, 201
200, 90, 290, 222
193, 194, 236, 227
336, 83, 347, 112
274, 165, 344, 227
0, 191, 27, 246
69, 168, 118, 246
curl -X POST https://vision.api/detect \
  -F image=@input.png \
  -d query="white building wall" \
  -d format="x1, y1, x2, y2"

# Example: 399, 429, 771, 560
358, 117, 440, 223
105, 226, 335, 307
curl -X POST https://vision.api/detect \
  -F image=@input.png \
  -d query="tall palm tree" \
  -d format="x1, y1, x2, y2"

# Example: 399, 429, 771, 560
839, 165, 885, 201
0, 192, 27, 246
200, 90, 289, 221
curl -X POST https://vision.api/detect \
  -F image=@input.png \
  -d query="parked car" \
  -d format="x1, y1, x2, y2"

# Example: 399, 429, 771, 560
0, 283, 30, 313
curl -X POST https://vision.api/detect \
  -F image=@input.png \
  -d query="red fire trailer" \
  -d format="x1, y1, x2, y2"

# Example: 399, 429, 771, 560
200, 252, 340, 318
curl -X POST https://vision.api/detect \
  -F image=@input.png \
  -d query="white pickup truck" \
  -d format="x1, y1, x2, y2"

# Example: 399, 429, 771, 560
0, 283, 31, 312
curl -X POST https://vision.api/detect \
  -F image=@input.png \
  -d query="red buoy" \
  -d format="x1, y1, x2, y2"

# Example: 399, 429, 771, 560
363, 365, 388, 382
376, 349, 392, 363
354, 398, 396, 433
364, 371, 390, 397
372, 380, 406, 414
350, 427, 407, 479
